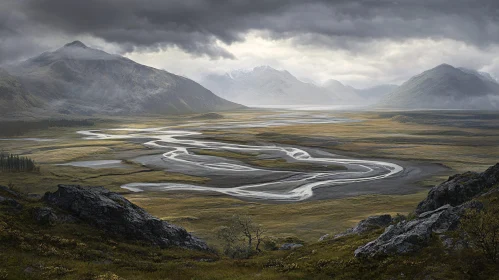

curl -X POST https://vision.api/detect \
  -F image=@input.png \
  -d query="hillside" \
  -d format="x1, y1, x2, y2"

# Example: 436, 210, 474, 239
1, 164, 499, 279
2, 41, 242, 117
200, 66, 396, 106
0, 69, 41, 115
378, 64, 499, 109
200, 66, 334, 105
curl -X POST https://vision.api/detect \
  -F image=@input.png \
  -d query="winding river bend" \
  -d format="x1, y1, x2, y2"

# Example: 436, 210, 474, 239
78, 118, 404, 201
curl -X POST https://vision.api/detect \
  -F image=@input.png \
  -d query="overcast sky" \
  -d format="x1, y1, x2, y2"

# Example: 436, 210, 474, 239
3, 0, 499, 88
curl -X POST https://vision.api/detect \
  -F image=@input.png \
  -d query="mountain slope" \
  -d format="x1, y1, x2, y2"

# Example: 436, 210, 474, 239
4, 41, 242, 116
356, 84, 398, 104
378, 64, 499, 109
0, 68, 42, 114
200, 66, 335, 106
200, 66, 396, 106
321, 79, 364, 104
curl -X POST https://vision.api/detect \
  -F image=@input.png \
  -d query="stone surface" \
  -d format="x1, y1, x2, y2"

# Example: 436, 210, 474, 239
279, 243, 303, 250
416, 163, 499, 214
0, 195, 22, 210
334, 214, 392, 238
0, 185, 22, 198
355, 202, 482, 258
318, 234, 329, 241
32, 206, 76, 226
43, 185, 208, 251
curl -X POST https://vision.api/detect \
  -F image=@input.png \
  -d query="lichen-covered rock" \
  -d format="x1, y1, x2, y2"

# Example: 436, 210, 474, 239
416, 163, 499, 214
0, 185, 22, 198
355, 202, 482, 258
32, 207, 59, 225
279, 243, 303, 250
32, 207, 76, 226
334, 214, 392, 238
318, 234, 329, 241
0, 195, 22, 210
43, 185, 208, 251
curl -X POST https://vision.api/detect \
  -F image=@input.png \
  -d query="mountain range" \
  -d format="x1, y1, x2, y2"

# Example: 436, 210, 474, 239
378, 64, 499, 110
199, 66, 395, 106
0, 41, 242, 117
2, 42, 499, 115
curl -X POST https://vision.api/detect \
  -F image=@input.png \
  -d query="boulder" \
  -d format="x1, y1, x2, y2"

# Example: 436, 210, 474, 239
416, 163, 499, 214
43, 185, 208, 251
355, 201, 482, 258
0, 185, 22, 198
279, 243, 303, 250
334, 214, 392, 238
0, 195, 22, 210
32, 207, 59, 225
32, 207, 76, 226
318, 234, 329, 241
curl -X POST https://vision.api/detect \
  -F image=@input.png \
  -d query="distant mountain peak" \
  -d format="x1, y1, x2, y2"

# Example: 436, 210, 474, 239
378, 63, 499, 109
64, 41, 88, 48
435, 63, 455, 69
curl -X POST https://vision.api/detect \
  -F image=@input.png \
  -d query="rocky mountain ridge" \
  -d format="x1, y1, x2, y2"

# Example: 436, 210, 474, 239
378, 64, 499, 109
1, 41, 242, 117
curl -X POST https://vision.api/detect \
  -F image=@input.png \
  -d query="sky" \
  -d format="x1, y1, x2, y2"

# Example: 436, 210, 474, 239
3, 0, 499, 88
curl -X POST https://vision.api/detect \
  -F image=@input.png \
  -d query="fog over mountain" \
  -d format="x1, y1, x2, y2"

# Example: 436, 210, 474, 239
1, 41, 242, 117
200, 66, 395, 106
378, 64, 499, 110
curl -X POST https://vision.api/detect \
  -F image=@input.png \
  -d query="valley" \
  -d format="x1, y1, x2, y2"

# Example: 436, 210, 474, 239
1, 109, 498, 247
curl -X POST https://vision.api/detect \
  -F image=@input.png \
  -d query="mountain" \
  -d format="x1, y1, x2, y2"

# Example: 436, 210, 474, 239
378, 64, 499, 109
2, 41, 242, 117
321, 79, 364, 104
356, 84, 398, 104
0, 68, 42, 115
200, 66, 335, 106
200, 66, 396, 106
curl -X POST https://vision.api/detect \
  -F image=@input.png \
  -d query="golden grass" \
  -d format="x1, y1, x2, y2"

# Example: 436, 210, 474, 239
127, 191, 427, 246
28, 147, 114, 163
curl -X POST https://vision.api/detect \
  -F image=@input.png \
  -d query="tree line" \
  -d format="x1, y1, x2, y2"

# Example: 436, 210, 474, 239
0, 152, 39, 172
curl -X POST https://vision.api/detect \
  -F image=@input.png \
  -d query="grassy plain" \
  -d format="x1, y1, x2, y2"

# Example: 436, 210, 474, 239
1, 110, 499, 279
1, 110, 498, 243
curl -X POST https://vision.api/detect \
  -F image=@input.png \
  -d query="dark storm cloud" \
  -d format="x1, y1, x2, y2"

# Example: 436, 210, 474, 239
2, 0, 499, 63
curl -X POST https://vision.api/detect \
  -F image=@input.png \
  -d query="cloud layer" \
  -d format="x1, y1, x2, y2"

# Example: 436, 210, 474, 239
3, 0, 499, 86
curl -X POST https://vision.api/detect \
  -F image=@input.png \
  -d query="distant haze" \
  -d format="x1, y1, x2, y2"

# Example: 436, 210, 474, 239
199, 66, 395, 106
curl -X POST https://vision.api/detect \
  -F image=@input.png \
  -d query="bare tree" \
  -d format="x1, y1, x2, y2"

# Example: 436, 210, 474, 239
216, 214, 266, 258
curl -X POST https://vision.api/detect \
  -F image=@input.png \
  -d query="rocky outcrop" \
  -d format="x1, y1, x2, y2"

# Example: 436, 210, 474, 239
43, 185, 208, 251
416, 163, 499, 214
280, 243, 303, 250
334, 214, 392, 239
0, 195, 22, 210
355, 201, 483, 258
32, 207, 76, 226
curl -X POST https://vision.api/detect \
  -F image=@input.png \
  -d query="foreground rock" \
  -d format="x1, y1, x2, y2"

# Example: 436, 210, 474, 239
334, 214, 393, 239
355, 201, 482, 258
354, 163, 499, 258
280, 243, 303, 250
44, 185, 209, 251
416, 163, 499, 214
32, 207, 76, 226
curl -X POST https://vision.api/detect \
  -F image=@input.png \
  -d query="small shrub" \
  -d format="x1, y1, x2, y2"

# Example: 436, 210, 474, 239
0, 269, 8, 280
460, 203, 499, 263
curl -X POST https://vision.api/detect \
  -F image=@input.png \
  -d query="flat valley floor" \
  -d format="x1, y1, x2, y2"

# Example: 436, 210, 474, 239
1, 109, 498, 245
